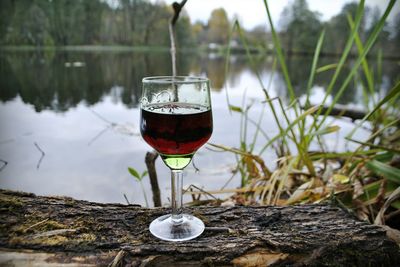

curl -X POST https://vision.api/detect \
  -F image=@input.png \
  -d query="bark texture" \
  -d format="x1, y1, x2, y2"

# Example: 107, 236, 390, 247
0, 189, 399, 266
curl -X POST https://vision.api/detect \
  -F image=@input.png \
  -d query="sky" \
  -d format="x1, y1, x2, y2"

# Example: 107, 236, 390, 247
158, 0, 400, 29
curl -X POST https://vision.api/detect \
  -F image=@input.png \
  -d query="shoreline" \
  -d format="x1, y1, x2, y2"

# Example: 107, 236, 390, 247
1, 45, 399, 60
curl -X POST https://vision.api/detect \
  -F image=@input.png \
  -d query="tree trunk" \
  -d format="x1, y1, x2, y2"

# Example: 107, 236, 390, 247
0, 189, 399, 266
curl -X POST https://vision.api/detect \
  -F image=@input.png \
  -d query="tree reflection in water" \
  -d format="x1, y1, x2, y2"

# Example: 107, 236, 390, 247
0, 50, 398, 112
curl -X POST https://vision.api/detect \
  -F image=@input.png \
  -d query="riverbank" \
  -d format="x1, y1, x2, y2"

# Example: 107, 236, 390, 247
2, 45, 400, 60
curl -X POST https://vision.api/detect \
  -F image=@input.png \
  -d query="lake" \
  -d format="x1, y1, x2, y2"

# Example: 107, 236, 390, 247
0, 49, 398, 206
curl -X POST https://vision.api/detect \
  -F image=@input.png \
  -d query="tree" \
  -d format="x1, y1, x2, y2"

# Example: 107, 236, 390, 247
207, 8, 230, 44
394, 13, 400, 44
245, 25, 271, 50
365, 7, 391, 55
323, 2, 367, 54
280, 0, 322, 53
192, 21, 206, 44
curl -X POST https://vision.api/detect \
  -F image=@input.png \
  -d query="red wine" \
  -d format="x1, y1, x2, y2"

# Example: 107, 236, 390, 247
140, 103, 213, 156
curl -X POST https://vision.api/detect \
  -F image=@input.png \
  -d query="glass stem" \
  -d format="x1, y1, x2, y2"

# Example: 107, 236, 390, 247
171, 170, 183, 224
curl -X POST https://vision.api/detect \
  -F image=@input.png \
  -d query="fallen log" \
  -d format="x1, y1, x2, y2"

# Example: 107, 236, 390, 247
0, 189, 399, 266
302, 104, 367, 121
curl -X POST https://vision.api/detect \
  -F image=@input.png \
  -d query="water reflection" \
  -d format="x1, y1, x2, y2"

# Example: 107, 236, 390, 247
0, 50, 399, 205
0, 51, 190, 111
1, 50, 398, 112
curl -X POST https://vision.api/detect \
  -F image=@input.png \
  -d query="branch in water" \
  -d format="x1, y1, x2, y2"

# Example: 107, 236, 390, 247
34, 142, 45, 170
0, 159, 7, 172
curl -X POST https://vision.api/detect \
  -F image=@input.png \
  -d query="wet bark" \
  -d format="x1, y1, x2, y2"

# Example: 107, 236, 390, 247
0, 189, 399, 266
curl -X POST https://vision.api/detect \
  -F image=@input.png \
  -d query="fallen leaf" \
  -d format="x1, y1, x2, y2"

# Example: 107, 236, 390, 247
232, 249, 289, 267
333, 174, 349, 184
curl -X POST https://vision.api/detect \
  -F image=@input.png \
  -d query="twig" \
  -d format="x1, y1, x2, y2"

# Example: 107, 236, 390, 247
168, 24, 177, 77
139, 180, 149, 208
145, 151, 161, 207
169, 0, 188, 76
30, 229, 77, 239
385, 209, 400, 221
108, 250, 127, 267
89, 109, 138, 145
90, 109, 115, 126
191, 157, 200, 173
23, 218, 49, 233
0, 159, 7, 172
88, 126, 111, 146
34, 142, 45, 169
184, 184, 218, 200
123, 194, 130, 205
220, 167, 239, 190
189, 186, 196, 201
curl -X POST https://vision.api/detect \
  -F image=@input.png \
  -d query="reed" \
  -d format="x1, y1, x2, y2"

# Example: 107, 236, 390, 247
209, 0, 400, 226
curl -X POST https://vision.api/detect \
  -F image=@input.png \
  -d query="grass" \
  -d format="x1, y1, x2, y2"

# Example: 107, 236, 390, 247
206, 0, 400, 228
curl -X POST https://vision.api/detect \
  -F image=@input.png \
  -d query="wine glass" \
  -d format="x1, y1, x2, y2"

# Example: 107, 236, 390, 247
140, 76, 213, 241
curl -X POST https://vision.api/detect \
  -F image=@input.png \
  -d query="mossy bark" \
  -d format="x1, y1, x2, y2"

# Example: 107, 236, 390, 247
0, 189, 399, 266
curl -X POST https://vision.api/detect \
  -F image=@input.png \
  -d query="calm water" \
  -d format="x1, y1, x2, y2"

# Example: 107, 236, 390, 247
0, 50, 398, 205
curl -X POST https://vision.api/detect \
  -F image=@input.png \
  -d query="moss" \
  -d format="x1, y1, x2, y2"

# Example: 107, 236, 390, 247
9, 232, 96, 247
63, 198, 77, 206
73, 217, 96, 230
9, 235, 69, 246
0, 194, 24, 212
118, 234, 140, 244
77, 233, 96, 242
37, 220, 67, 231
11, 219, 68, 235
39, 236, 69, 246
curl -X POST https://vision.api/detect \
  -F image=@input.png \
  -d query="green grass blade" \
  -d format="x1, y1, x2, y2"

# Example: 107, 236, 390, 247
377, 49, 383, 87
310, 125, 340, 137
235, 21, 265, 90
316, 63, 338, 73
309, 149, 382, 160
263, 0, 296, 102
316, 0, 396, 131
346, 138, 400, 154
305, 30, 325, 106
224, 22, 237, 112
234, 20, 287, 147
347, 81, 400, 138
274, 97, 315, 175
301, 30, 326, 154
259, 105, 320, 155
314, 0, 365, 118
249, 104, 266, 153
366, 160, 400, 184
347, 14, 375, 104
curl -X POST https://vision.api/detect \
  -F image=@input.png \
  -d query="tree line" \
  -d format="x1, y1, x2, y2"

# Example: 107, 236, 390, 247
0, 0, 399, 56
0, 0, 194, 47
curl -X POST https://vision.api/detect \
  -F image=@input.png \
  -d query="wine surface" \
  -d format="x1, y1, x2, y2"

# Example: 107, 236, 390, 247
140, 103, 212, 169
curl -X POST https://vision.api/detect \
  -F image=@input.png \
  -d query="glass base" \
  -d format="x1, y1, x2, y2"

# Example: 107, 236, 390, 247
149, 214, 205, 241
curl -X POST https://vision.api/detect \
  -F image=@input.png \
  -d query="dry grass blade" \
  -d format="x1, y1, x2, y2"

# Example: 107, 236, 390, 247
374, 187, 400, 225
208, 143, 271, 177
